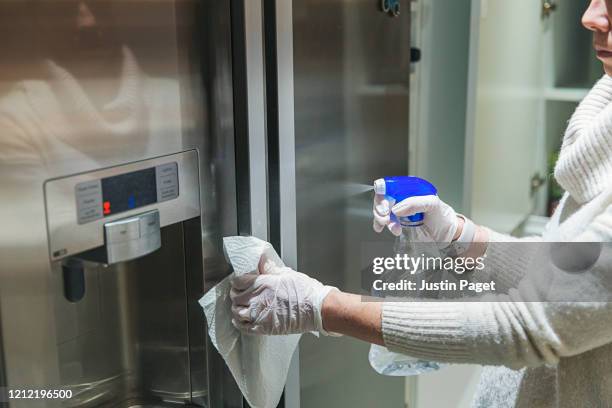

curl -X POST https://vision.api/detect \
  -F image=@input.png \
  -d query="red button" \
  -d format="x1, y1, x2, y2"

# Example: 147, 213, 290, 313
103, 201, 111, 215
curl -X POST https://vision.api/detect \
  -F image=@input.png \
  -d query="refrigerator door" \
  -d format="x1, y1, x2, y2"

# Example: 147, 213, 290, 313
271, 0, 412, 406
0, 1, 241, 406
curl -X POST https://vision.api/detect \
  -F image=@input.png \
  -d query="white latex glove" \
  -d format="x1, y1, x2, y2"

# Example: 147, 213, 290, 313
373, 193, 459, 244
230, 255, 338, 336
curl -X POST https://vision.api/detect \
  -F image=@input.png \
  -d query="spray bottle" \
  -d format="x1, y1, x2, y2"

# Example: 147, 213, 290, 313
368, 176, 442, 376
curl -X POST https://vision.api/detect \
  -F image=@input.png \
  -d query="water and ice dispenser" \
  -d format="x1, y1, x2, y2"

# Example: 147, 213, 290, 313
40, 151, 220, 407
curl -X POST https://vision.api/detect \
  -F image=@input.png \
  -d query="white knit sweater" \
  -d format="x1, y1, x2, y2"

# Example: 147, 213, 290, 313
381, 75, 612, 408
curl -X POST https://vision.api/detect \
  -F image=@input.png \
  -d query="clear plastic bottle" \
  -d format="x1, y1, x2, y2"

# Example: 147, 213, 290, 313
368, 177, 443, 376
368, 343, 440, 376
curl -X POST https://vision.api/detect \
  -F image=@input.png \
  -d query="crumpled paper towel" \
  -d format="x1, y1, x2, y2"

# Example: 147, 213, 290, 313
199, 236, 301, 408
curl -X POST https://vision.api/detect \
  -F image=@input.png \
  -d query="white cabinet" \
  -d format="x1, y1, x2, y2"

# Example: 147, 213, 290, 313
462, 0, 600, 234
464, 0, 546, 233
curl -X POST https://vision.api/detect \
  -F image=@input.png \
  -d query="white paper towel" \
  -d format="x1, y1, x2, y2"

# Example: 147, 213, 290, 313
199, 236, 301, 408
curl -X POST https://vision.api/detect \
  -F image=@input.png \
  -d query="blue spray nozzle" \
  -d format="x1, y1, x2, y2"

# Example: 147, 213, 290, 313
373, 176, 437, 225
407, 212, 425, 223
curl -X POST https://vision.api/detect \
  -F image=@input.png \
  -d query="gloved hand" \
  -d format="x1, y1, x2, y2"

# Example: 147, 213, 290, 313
373, 193, 459, 244
230, 255, 338, 335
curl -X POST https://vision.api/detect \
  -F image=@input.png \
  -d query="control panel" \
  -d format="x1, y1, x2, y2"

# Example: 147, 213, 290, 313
45, 151, 200, 262
75, 162, 178, 224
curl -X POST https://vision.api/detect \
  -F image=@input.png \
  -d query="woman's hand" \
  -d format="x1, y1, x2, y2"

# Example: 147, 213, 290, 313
230, 255, 337, 335
373, 193, 462, 245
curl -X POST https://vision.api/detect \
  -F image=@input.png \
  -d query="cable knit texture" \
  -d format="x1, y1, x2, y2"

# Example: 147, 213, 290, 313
555, 75, 612, 204
469, 229, 540, 292
382, 76, 612, 408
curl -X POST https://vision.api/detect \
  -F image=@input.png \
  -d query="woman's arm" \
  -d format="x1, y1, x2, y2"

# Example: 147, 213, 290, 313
461, 225, 543, 293
233, 203, 612, 369
319, 222, 488, 344
321, 203, 612, 369
376, 189, 549, 294
321, 291, 384, 345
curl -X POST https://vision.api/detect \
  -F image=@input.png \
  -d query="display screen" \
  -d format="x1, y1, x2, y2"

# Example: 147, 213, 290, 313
101, 167, 157, 216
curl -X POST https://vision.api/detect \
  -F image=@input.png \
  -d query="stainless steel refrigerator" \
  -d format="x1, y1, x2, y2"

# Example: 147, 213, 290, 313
0, 0, 413, 407
0, 1, 241, 406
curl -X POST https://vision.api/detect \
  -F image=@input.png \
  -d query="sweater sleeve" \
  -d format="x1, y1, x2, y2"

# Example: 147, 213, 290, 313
463, 228, 541, 293
382, 204, 612, 369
